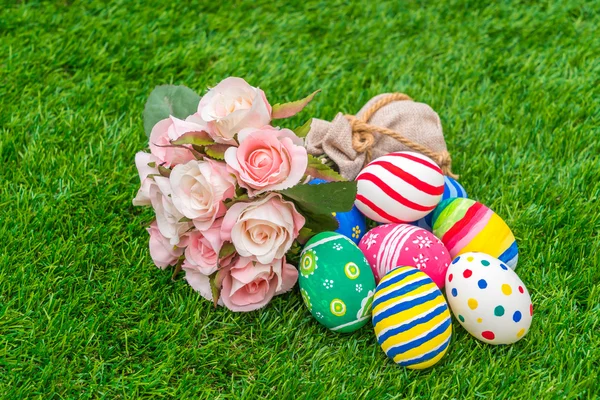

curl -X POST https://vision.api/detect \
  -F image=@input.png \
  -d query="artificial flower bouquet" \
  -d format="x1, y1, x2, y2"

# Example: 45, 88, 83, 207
133, 77, 356, 311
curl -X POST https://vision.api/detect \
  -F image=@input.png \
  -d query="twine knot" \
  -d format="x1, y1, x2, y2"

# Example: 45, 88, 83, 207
346, 93, 457, 179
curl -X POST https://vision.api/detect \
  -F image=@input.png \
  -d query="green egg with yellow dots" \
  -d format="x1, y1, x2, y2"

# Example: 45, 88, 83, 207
299, 232, 376, 333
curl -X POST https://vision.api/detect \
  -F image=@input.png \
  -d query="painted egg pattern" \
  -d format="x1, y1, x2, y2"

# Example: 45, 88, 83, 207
359, 224, 451, 289
355, 151, 444, 223
299, 232, 376, 333
414, 176, 468, 231
432, 198, 518, 269
445, 252, 533, 345
373, 266, 452, 369
309, 178, 367, 244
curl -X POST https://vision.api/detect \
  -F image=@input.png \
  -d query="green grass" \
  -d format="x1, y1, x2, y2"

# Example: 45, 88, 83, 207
1, 0, 599, 398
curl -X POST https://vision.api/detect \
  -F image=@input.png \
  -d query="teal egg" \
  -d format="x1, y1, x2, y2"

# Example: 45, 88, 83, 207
299, 232, 376, 333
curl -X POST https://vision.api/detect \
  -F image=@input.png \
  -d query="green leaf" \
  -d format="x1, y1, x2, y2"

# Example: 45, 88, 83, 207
235, 186, 246, 198
178, 216, 192, 223
192, 144, 205, 153
171, 257, 184, 281
278, 181, 357, 214
293, 118, 312, 138
297, 227, 314, 244
301, 209, 339, 233
143, 85, 201, 138
285, 241, 303, 267
205, 143, 231, 160
218, 242, 236, 259
271, 89, 320, 119
158, 165, 171, 177
209, 272, 220, 309
224, 194, 249, 209
171, 131, 214, 146
278, 181, 356, 234
305, 154, 345, 182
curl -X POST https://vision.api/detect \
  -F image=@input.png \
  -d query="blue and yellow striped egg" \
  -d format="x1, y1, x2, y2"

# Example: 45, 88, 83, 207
372, 266, 452, 369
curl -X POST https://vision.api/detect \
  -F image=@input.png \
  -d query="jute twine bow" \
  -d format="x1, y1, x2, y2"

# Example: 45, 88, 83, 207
345, 93, 457, 179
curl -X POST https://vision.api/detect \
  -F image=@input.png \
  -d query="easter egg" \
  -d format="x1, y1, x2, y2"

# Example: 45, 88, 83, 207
445, 252, 533, 344
299, 232, 376, 333
355, 151, 444, 223
414, 176, 468, 231
309, 178, 366, 244
432, 198, 518, 269
359, 224, 451, 288
373, 266, 452, 369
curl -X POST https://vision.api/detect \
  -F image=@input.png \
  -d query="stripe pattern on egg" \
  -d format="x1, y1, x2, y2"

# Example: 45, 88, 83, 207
432, 198, 519, 269
372, 266, 452, 369
444, 176, 467, 199
414, 176, 468, 231
359, 223, 451, 288
355, 151, 445, 223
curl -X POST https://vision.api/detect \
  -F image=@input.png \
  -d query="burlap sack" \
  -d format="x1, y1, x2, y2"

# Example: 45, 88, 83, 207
305, 93, 454, 181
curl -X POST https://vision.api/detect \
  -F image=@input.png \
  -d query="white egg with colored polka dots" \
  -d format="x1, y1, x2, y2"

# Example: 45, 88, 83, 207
445, 252, 533, 345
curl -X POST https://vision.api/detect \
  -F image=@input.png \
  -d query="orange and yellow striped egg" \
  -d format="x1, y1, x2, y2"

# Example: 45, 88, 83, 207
432, 198, 518, 269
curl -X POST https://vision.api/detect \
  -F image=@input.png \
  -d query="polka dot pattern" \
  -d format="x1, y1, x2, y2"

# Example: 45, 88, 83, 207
468, 298, 478, 310
445, 252, 533, 345
513, 311, 522, 322
482, 331, 495, 340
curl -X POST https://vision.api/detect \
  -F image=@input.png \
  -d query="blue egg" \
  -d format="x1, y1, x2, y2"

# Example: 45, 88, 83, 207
413, 176, 467, 231
309, 178, 367, 244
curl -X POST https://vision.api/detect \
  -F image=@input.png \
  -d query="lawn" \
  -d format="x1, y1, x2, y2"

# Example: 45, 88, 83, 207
1, 0, 599, 398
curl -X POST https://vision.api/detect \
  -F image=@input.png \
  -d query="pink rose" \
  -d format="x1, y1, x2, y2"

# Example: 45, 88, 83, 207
219, 256, 298, 312
133, 151, 159, 206
170, 159, 236, 231
224, 126, 307, 197
184, 269, 223, 306
147, 220, 184, 269
183, 219, 224, 275
149, 116, 207, 167
198, 77, 272, 141
222, 193, 305, 264
149, 176, 193, 245
183, 252, 235, 306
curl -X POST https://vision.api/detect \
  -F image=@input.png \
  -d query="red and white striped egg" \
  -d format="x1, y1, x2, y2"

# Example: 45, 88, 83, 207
355, 152, 445, 223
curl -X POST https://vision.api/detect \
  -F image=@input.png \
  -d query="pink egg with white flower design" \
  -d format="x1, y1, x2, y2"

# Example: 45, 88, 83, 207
358, 224, 451, 288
